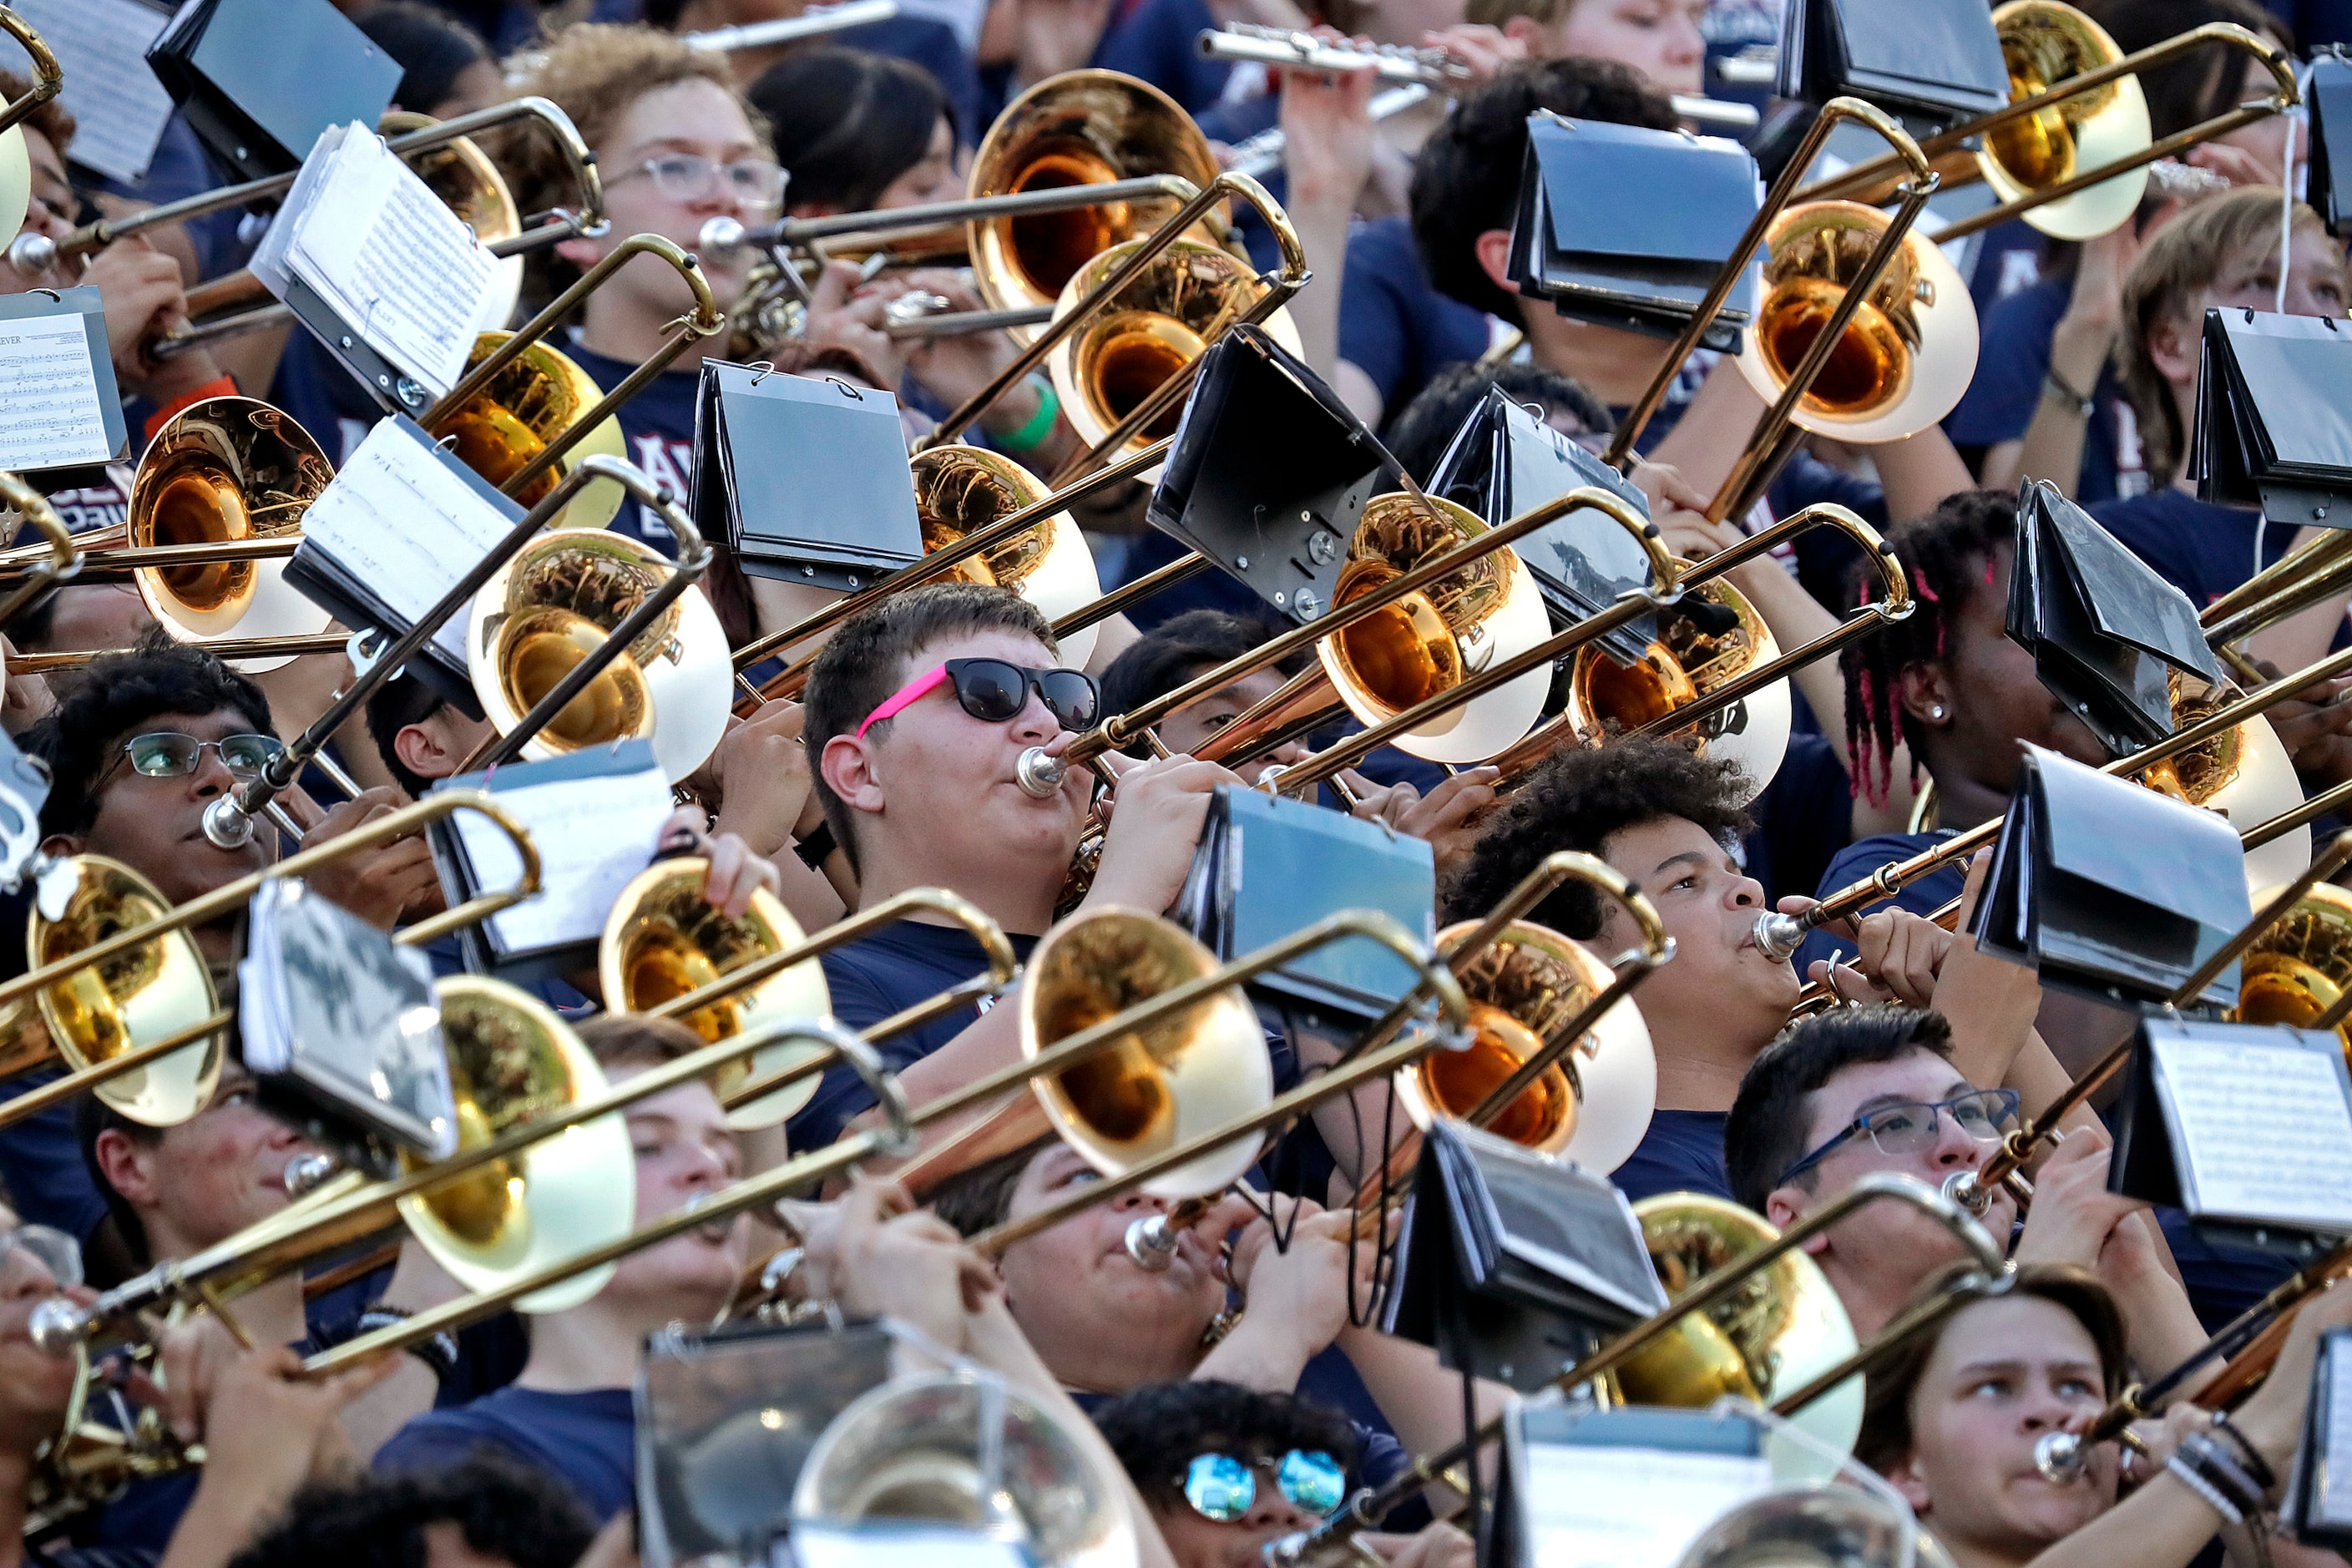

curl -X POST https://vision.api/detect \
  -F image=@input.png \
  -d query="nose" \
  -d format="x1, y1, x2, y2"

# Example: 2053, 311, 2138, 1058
1008, 686, 1062, 746
0, 1248, 56, 1300
1667, 15, 1705, 61
1244, 1488, 1315, 1535
1726, 870, 1766, 911
2018, 1381, 2081, 1434
1929, 1109, 1985, 1171
187, 745, 239, 801
1112, 1186, 1169, 1216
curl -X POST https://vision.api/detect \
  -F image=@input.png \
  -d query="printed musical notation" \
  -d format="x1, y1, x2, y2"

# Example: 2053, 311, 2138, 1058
0, 312, 114, 471
2156, 1031, 2352, 1228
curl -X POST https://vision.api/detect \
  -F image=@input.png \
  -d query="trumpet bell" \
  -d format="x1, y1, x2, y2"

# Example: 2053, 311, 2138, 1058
1019, 907, 1272, 1199
440, 333, 629, 530
793, 1371, 1138, 1568
1736, 202, 1978, 443
1977, 2, 2152, 241
2230, 881, 2352, 1055
382, 112, 525, 326
1621, 1196, 1863, 1460
2138, 685, 2309, 897
129, 397, 336, 673
911, 445, 1104, 668
1426, 919, 1657, 1173
969, 70, 1227, 340
465, 529, 731, 783
1317, 493, 1550, 764
26, 857, 223, 1127
1046, 236, 1300, 464
397, 976, 635, 1314
597, 860, 833, 1129
1565, 579, 1793, 805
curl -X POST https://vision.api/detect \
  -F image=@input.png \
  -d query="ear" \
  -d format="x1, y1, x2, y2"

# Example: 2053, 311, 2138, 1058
1474, 230, 1519, 298
820, 732, 888, 817
1500, 13, 1540, 47
1884, 1450, 1934, 1515
392, 724, 448, 789
39, 832, 83, 862
2144, 307, 2202, 388
1894, 661, 1953, 733
91, 1127, 159, 1211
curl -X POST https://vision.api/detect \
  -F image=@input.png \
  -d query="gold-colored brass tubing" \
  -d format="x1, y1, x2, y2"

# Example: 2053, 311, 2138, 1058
0, 476, 80, 629
13, 634, 350, 674
0, 12, 63, 139
0, 538, 302, 580
0, 1010, 235, 1132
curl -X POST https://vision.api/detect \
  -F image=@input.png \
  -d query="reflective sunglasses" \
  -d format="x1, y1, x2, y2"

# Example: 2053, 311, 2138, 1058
1778, 1087, 2022, 1186
119, 731, 284, 780
0, 1223, 83, 1288
1181, 1450, 1348, 1523
619, 153, 787, 210
855, 659, 1100, 739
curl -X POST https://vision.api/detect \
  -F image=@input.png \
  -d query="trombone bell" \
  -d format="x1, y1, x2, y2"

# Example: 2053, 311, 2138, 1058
440, 333, 630, 530
1318, 494, 1551, 764
2137, 682, 2309, 897
911, 446, 1104, 669
1735, 202, 1978, 443
1979, 3, 2152, 241
397, 976, 635, 1314
2230, 881, 2352, 1055
597, 861, 833, 1129
1019, 908, 1272, 1200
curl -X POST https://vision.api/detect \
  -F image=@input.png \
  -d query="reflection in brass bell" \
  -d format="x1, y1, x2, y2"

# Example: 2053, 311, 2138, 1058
2232, 882, 2352, 1055
969, 70, 1227, 337
911, 446, 1104, 668
2138, 678, 2309, 897
28, 857, 223, 1126
397, 976, 635, 1314
438, 332, 629, 530
1019, 908, 1272, 1199
498, 608, 654, 750
1976, 2, 2152, 240
598, 860, 832, 1129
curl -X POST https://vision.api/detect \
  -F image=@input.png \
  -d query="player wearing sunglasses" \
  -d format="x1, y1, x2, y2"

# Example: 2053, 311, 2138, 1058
1096, 1383, 1474, 1568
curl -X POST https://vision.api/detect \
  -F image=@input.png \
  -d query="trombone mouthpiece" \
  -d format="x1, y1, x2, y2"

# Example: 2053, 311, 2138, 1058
7, 230, 55, 276
28, 1295, 90, 1358
1015, 747, 1067, 798
282, 1152, 338, 1197
1941, 1167, 1991, 1216
1125, 1213, 1181, 1269
200, 794, 256, 851
696, 215, 748, 260
2034, 1430, 2086, 1483
1751, 908, 1808, 964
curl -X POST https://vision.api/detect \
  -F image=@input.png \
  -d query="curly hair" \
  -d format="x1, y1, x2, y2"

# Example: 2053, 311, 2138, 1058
229, 1454, 594, 1568
25, 631, 273, 837
1410, 58, 1677, 326
1094, 1382, 1360, 1511
1839, 489, 2016, 809
1441, 738, 1750, 936
1724, 1004, 1955, 1213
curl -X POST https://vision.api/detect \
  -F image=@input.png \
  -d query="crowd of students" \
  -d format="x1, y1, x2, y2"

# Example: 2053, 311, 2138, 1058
5, 0, 2352, 1565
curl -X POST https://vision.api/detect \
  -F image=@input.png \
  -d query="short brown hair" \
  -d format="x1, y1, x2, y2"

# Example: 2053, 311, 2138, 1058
1855, 1263, 2127, 1478
2118, 186, 2339, 488
802, 582, 1059, 876
575, 1013, 708, 1074
0, 71, 75, 164
925, 1136, 1054, 1238
501, 24, 766, 304
1464, 0, 1572, 29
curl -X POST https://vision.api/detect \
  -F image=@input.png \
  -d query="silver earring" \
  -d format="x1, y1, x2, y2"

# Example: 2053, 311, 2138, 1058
1930, 705, 1947, 720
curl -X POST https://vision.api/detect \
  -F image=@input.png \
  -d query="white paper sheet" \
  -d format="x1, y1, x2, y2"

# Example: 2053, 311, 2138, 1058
2316, 1338, 2352, 1528
452, 767, 675, 955
0, 312, 113, 468
1523, 1441, 1773, 1568
298, 419, 515, 666
2155, 1032, 2352, 1228
10, 0, 177, 185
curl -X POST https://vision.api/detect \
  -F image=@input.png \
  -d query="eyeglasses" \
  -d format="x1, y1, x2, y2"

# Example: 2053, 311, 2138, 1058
1777, 1087, 2022, 1186
0, 1224, 83, 1289
616, 153, 787, 210
119, 732, 285, 780
855, 659, 1100, 739
1181, 1450, 1347, 1523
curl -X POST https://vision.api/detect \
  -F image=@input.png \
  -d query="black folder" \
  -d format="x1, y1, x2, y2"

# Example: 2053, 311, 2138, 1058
1971, 744, 2251, 1008
1774, 0, 2009, 128
2193, 306, 2352, 531
1506, 114, 1758, 351
2309, 53, 2352, 238
146, 0, 400, 182
1147, 325, 1395, 627
2007, 478, 2219, 757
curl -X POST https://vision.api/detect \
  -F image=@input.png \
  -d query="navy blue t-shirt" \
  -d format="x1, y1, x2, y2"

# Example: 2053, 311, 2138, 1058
1793, 829, 1966, 979
1611, 1110, 1732, 1204
566, 340, 703, 559
1091, 0, 1232, 114
1944, 279, 2145, 509
789, 920, 1040, 1150
837, 15, 986, 145
2088, 488, 2296, 609
1339, 216, 1493, 428
377, 1385, 637, 1524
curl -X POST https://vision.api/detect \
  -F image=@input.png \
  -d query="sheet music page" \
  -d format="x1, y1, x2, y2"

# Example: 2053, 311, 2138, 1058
1524, 1442, 1771, 1568
288, 128, 498, 397
2153, 1031, 2352, 1227
0, 312, 114, 469
12, 0, 177, 185
453, 769, 675, 953
298, 420, 516, 665
2317, 1337, 2352, 1528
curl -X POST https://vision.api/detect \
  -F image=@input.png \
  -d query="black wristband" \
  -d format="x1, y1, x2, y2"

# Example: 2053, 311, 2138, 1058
793, 819, 837, 870
2208, 1413, 2278, 1493
355, 1308, 458, 1383
2180, 1432, 2267, 1518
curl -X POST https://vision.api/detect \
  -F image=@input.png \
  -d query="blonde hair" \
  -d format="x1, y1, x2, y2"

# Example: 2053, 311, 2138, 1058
2118, 186, 2339, 488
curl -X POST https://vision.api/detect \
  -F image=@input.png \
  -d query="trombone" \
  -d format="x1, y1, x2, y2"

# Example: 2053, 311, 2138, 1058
682, 0, 898, 50
0, 474, 80, 630
0, 11, 62, 246
1796, 11, 2298, 244
1262, 1172, 2000, 1568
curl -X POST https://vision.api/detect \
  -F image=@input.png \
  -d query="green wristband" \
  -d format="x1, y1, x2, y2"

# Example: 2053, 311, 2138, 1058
996, 375, 1061, 453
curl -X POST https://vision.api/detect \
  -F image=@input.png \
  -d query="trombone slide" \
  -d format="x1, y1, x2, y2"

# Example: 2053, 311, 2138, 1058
683, 0, 898, 49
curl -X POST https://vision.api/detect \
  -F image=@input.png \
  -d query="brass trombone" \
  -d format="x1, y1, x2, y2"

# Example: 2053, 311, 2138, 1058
0, 474, 81, 630
0, 10, 63, 250
1795, 14, 2298, 245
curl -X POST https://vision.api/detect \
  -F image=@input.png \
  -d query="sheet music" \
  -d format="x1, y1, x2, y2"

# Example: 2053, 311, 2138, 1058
452, 767, 675, 954
11, 0, 177, 185
0, 312, 114, 469
2318, 1337, 2352, 1528
2154, 1031, 2352, 1227
287, 127, 498, 397
298, 420, 517, 666
1523, 1442, 1772, 1568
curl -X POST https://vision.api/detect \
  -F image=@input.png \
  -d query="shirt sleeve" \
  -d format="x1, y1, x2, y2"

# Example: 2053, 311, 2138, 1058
1944, 285, 2062, 448
0, 1082, 109, 1242
1338, 227, 1414, 406
784, 956, 927, 1150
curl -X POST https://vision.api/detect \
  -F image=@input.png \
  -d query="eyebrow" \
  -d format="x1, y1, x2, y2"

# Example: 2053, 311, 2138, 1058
1651, 851, 1714, 879
625, 134, 760, 159
1849, 1082, 1973, 1117
1955, 1357, 2101, 1379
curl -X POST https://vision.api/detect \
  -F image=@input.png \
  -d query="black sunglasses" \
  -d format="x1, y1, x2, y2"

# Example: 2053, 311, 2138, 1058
857, 659, 1100, 737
